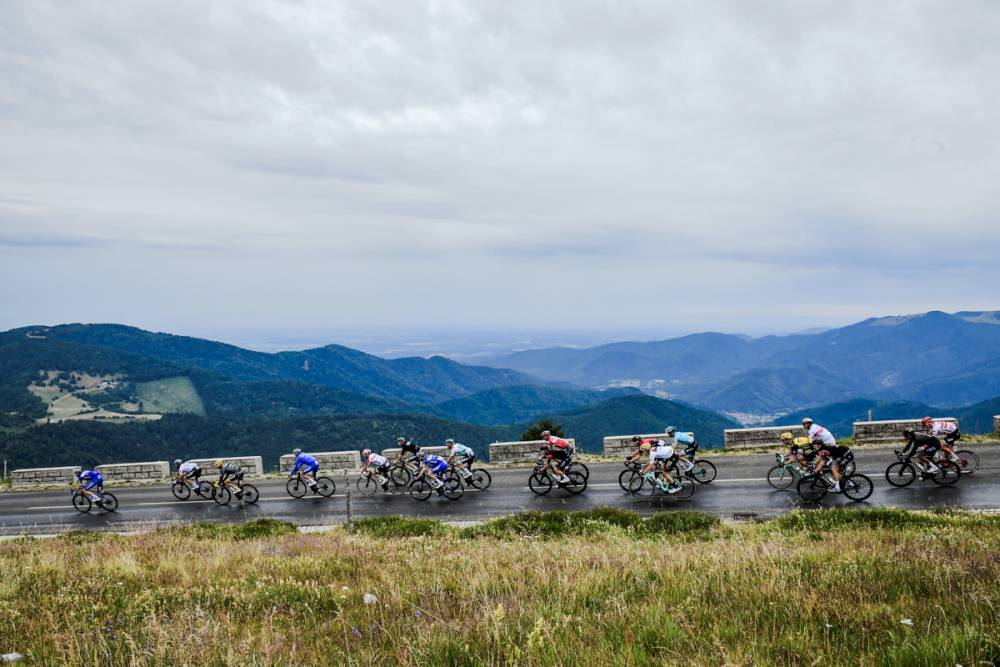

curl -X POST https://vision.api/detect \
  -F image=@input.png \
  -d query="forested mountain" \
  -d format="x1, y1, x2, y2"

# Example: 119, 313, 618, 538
433, 385, 639, 425
485, 311, 1000, 416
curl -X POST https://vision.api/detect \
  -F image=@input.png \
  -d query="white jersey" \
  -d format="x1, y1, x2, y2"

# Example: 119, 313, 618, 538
366, 453, 388, 467
649, 441, 675, 463
929, 421, 957, 436
179, 462, 199, 475
807, 424, 836, 447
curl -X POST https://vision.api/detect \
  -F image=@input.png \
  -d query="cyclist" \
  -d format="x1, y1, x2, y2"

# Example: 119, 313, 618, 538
626, 435, 652, 465
288, 448, 320, 490
666, 426, 696, 472
174, 459, 206, 496
540, 430, 572, 484
360, 448, 391, 490
802, 417, 836, 448
418, 452, 451, 494
779, 432, 811, 470
215, 459, 246, 498
921, 417, 961, 463
901, 428, 944, 475
641, 438, 682, 494
812, 441, 854, 493
74, 468, 106, 505
444, 439, 476, 481
395, 437, 421, 463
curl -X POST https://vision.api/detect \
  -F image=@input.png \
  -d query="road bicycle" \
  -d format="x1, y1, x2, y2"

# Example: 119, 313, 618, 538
409, 468, 464, 501
630, 465, 696, 501
952, 449, 980, 475
453, 463, 492, 490
767, 453, 811, 490
72, 487, 118, 513
677, 445, 717, 483
356, 468, 403, 495
796, 469, 873, 502
885, 450, 961, 488
286, 470, 336, 498
212, 478, 260, 505
619, 459, 644, 491
170, 475, 213, 501
528, 454, 587, 495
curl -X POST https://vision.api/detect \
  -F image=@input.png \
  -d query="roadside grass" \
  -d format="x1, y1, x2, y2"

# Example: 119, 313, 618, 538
353, 516, 446, 538
0, 509, 998, 665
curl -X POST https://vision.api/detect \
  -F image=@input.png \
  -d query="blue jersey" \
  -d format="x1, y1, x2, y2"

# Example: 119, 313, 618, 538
291, 453, 319, 473
674, 432, 695, 446
423, 455, 449, 472
79, 470, 103, 489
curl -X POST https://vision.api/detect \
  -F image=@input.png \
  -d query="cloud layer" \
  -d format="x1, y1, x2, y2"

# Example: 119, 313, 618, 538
2, 1, 998, 336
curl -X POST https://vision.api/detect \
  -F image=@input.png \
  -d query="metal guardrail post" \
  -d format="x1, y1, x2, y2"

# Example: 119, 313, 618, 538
345, 487, 354, 533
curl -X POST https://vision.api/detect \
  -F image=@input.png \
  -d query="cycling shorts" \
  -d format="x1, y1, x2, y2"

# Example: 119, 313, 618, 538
303, 463, 320, 475
943, 430, 961, 445
83, 478, 103, 491
428, 460, 449, 474
459, 454, 475, 466
548, 448, 569, 462
920, 439, 941, 457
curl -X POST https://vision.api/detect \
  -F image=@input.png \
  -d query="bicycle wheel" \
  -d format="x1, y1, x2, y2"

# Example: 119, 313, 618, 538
568, 462, 590, 480
468, 468, 492, 490
632, 476, 657, 499
196, 481, 214, 499
213, 485, 232, 505
409, 479, 432, 501
797, 475, 828, 502
171, 482, 190, 500
690, 460, 716, 484
954, 450, 979, 475
315, 476, 336, 497
767, 465, 795, 490
528, 472, 553, 495
841, 460, 856, 477
842, 474, 873, 501
442, 475, 464, 501
356, 475, 379, 496
99, 492, 118, 512
286, 478, 307, 498
72, 492, 92, 513
239, 484, 260, 504
563, 470, 587, 494
931, 461, 961, 486
672, 477, 696, 500
389, 464, 411, 488
618, 468, 638, 491
885, 462, 916, 488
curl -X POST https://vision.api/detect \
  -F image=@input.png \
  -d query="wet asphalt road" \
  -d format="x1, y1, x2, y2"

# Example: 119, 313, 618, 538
2, 444, 998, 535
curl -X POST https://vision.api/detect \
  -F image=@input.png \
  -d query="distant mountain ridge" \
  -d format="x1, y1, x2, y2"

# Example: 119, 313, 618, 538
484, 311, 1000, 417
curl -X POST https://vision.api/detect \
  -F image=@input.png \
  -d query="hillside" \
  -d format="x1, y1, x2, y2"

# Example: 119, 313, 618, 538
485, 311, 1000, 417
432, 385, 639, 425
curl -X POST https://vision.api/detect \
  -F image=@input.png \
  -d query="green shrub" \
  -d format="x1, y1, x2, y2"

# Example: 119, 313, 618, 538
170, 518, 298, 540
772, 508, 974, 533
352, 516, 446, 538
573, 507, 642, 529
644, 510, 720, 534
461, 508, 643, 539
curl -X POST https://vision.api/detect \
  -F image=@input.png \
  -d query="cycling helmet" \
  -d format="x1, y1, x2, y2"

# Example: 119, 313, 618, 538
632, 435, 642, 444
802, 417, 814, 425
73, 469, 82, 479
173, 459, 182, 467
780, 432, 793, 441
292, 448, 302, 456
921, 416, 933, 427
361, 448, 371, 458
540, 430, 551, 439
214, 459, 223, 469
445, 439, 454, 445
397, 437, 406, 444
665, 426, 677, 435
902, 428, 916, 440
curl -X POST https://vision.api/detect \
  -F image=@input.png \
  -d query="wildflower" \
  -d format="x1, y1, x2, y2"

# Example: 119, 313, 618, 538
899, 619, 913, 626
414, 610, 423, 618
350, 628, 362, 638
341, 586, 349, 592
824, 624, 832, 629
363, 593, 378, 605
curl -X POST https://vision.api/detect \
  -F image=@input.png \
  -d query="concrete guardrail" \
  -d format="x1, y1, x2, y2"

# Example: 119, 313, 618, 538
994, 415, 1000, 435
853, 418, 958, 445
96, 460, 171, 482
488, 439, 576, 464
724, 426, 808, 450
278, 451, 362, 474
603, 433, 693, 457
187, 456, 264, 477
11, 466, 81, 487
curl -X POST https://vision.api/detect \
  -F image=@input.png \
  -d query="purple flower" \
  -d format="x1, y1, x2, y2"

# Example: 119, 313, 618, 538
414, 610, 423, 618
351, 627, 362, 638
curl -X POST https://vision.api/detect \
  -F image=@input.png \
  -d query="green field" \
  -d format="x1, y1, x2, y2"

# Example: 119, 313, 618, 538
0, 508, 997, 665
135, 376, 206, 416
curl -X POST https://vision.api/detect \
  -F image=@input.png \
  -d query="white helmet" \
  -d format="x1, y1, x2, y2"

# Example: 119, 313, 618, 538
361, 448, 371, 457
292, 448, 302, 456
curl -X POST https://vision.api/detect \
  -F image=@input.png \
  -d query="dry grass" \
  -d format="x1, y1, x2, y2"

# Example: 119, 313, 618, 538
0, 511, 998, 666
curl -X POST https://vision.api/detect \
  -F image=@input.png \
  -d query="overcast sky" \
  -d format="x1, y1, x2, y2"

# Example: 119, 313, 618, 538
2, 1, 998, 343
